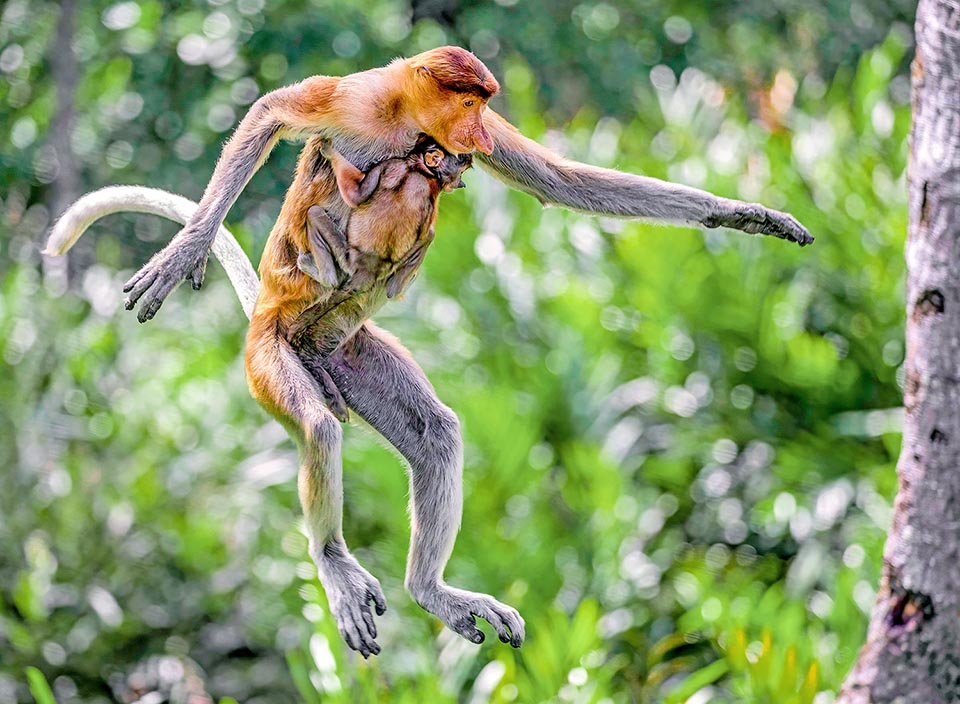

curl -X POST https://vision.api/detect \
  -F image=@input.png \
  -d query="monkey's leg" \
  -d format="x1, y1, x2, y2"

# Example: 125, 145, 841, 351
301, 322, 524, 647
245, 316, 385, 656
385, 228, 435, 299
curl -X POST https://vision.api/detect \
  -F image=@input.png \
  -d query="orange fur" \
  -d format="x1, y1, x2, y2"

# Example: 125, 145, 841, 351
241, 48, 498, 420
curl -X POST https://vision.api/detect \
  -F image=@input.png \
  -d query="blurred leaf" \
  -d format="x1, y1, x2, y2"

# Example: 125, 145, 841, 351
25, 668, 55, 704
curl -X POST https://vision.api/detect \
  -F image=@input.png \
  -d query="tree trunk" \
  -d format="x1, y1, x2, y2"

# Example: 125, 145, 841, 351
44, 0, 78, 287
48, 0, 78, 216
837, 1, 960, 702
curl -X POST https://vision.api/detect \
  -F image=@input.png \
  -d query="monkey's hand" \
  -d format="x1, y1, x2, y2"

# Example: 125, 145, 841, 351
411, 582, 525, 648
316, 544, 387, 658
299, 353, 350, 423
705, 200, 814, 246
123, 230, 210, 322
297, 251, 341, 289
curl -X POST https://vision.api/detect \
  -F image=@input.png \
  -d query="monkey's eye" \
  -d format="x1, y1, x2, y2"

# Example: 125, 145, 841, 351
463, 99, 475, 108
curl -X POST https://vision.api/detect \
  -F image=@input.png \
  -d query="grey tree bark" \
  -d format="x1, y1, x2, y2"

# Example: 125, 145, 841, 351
837, 1, 960, 702
44, 0, 78, 288
49, 0, 78, 215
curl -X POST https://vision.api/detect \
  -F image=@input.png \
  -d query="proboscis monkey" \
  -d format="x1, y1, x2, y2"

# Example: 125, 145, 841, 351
46, 46, 813, 657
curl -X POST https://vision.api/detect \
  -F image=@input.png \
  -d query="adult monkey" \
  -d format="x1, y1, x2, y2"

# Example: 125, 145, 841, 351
50, 47, 813, 657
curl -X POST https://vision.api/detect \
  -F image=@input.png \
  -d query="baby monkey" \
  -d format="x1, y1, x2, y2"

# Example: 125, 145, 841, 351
289, 139, 472, 420
297, 138, 471, 300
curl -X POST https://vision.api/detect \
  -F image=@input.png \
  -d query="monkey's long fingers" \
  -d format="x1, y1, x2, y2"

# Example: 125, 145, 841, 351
349, 602, 380, 657
366, 578, 387, 616
338, 616, 363, 656
451, 613, 485, 644
755, 207, 814, 246
706, 202, 814, 247
360, 603, 377, 640
501, 605, 525, 648
122, 267, 149, 294
482, 600, 525, 648
123, 251, 164, 300
136, 275, 181, 323
187, 251, 209, 290
320, 381, 350, 423
123, 270, 158, 310
307, 206, 350, 269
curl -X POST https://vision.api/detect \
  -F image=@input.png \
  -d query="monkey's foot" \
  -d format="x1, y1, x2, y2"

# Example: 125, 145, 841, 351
706, 201, 814, 247
316, 547, 387, 657
303, 359, 349, 423
410, 582, 525, 648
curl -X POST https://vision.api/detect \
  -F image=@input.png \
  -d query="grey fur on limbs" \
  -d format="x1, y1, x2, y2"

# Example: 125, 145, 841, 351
257, 332, 386, 657
296, 322, 525, 647
476, 128, 814, 245
46, 184, 524, 654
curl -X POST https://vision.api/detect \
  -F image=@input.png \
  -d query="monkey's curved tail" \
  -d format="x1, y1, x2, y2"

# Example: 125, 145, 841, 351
44, 186, 260, 320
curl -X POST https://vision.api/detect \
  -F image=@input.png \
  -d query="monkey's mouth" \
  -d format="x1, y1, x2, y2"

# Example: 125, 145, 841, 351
444, 141, 471, 155
445, 136, 487, 155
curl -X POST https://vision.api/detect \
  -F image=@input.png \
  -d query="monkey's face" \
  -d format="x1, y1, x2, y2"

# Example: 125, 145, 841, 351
410, 47, 499, 155
438, 154, 472, 192
415, 88, 494, 156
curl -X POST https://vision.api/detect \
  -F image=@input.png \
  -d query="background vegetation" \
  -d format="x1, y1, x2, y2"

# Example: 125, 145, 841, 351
0, 1, 915, 701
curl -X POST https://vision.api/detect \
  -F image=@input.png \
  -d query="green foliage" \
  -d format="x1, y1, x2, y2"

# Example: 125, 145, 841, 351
24, 669, 55, 704
0, 2, 911, 703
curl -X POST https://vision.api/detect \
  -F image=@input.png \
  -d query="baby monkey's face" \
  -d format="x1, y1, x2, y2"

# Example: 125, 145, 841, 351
412, 141, 473, 192
434, 152, 473, 192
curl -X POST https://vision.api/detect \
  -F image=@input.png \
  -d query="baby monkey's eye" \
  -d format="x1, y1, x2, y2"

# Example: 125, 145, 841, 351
463, 99, 475, 108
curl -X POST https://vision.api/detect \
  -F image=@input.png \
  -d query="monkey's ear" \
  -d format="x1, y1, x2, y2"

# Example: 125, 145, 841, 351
416, 65, 432, 78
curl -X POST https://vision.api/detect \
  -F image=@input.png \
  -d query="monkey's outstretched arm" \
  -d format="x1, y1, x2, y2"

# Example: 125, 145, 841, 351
123, 77, 343, 322
477, 109, 813, 246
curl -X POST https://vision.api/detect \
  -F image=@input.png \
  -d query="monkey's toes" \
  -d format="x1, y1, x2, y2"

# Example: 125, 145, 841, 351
415, 585, 525, 648
472, 597, 525, 647
322, 561, 387, 657
134, 276, 179, 322
187, 255, 208, 290
328, 400, 350, 424
334, 603, 381, 658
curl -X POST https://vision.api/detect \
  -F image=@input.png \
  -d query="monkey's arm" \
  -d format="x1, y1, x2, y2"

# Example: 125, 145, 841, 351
298, 206, 352, 288
123, 77, 343, 322
477, 109, 813, 245
321, 142, 385, 208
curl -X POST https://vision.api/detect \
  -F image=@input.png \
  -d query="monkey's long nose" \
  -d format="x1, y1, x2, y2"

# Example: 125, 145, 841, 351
475, 128, 494, 155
